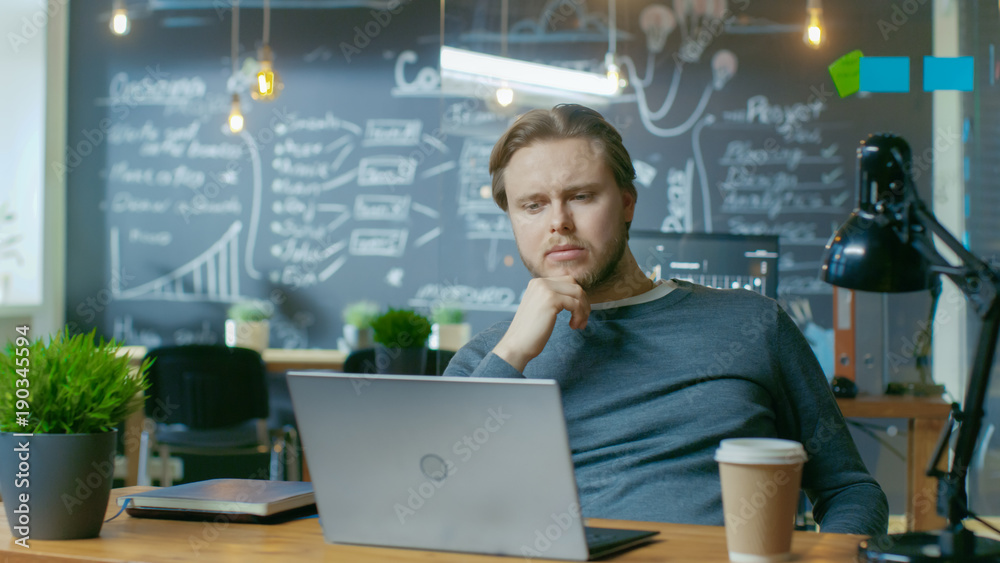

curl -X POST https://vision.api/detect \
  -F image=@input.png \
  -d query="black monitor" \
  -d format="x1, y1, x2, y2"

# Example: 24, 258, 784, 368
627, 231, 780, 299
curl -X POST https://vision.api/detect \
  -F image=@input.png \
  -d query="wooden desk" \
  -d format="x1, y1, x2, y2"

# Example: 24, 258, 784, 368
0, 488, 864, 562
836, 395, 952, 533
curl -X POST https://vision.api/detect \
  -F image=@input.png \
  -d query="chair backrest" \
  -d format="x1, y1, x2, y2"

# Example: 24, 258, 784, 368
342, 348, 456, 375
143, 345, 269, 429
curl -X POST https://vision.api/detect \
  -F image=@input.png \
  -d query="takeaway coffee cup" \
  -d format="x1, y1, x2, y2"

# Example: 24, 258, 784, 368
714, 438, 807, 563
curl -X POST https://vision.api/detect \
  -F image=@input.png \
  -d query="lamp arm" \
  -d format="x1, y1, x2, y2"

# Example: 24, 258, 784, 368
908, 200, 999, 317
902, 197, 1000, 527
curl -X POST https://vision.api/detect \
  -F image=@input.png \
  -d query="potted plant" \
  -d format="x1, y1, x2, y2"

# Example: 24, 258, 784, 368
430, 302, 471, 352
369, 308, 432, 375
341, 300, 379, 352
0, 327, 151, 541
225, 299, 273, 352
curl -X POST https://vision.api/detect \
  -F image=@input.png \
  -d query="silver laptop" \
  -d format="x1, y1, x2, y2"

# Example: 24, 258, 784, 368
287, 372, 657, 561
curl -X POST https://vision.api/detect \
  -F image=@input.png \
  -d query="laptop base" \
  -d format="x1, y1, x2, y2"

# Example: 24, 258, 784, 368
585, 527, 659, 560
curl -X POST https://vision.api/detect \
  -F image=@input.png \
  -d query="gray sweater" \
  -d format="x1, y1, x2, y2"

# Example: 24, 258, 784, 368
443, 280, 889, 537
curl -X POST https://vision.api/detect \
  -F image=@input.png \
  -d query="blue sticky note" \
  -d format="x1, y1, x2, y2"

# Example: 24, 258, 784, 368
924, 56, 974, 91
859, 57, 910, 92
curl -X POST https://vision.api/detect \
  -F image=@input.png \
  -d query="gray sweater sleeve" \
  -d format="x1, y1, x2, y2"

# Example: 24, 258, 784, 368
444, 322, 523, 379
770, 307, 889, 536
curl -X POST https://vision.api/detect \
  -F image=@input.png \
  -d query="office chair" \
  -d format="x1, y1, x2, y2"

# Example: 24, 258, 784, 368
137, 345, 300, 486
342, 348, 456, 375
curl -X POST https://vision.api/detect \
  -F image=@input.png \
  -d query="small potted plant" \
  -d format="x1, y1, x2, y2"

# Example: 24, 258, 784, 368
225, 299, 273, 352
0, 327, 151, 540
369, 308, 432, 374
341, 300, 379, 351
430, 302, 471, 352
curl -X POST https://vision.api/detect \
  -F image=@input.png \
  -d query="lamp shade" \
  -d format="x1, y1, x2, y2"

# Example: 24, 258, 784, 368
820, 133, 933, 292
820, 209, 932, 292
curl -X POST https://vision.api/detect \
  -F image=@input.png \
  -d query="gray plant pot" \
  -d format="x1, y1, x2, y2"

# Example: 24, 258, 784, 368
375, 345, 427, 375
0, 430, 117, 540
343, 325, 375, 351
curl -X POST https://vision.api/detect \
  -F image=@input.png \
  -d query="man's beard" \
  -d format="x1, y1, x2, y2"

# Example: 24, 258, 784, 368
521, 223, 629, 293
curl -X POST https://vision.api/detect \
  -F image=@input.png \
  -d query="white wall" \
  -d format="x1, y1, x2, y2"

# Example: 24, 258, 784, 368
0, 2, 46, 307
0, 0, 67, 340
932, 0, 968, 401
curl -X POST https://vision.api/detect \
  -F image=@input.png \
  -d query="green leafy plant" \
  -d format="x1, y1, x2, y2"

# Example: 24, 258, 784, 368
0, 328, 151, 434
342, 300, 380, 329
431, 303, 465, 325
370, 308, 432, 349
227, 299, 273, 322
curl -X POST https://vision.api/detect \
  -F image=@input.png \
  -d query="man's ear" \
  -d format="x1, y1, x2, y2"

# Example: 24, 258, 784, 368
622, 189, 636, 222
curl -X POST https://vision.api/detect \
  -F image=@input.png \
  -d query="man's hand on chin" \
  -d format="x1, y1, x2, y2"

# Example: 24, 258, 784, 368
491, 275, 591, 373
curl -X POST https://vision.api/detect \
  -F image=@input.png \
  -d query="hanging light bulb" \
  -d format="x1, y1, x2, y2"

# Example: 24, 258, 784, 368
803, 0, 825, 49
228, 94, 244, 133
495, 83, 514, 107
604, 0, 625, 91
605, 52, 624, 90
252, 45, 283, 101
109, 0, 130, 36
639, 4, 676, 55
493, 0, 513, 107
251, 0, 282, 101
711, 50, 738, 90
226, 0, 243, 132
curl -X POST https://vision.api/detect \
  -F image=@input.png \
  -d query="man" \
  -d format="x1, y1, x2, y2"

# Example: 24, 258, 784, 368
442, 104, 888, 537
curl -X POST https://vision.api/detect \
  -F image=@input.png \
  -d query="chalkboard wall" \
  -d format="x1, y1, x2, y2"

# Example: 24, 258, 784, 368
65, 1, 933, 351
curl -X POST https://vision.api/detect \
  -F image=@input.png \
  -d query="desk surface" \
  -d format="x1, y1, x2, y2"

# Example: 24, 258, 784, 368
836, 394, 951, 419
0, 488, 863, 562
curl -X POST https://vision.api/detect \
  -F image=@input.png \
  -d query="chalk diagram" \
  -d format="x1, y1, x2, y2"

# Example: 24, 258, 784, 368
110, 221, 242, 302
105, 52, 456, 310
110, 113, 453, 301
256, 113, 451, 290
622, 3, 738, 234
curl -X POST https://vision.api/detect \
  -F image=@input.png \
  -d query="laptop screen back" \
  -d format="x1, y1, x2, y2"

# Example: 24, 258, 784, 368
287, 372, 591, 560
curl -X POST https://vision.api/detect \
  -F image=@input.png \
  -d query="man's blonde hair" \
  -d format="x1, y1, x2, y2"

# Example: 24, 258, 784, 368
488, 104, 637, 229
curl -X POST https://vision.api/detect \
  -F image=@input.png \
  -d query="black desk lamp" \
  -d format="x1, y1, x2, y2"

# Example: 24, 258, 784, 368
821, 133, 1000, 561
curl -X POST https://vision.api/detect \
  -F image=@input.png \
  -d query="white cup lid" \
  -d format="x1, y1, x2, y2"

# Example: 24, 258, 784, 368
714, 438, 807, 465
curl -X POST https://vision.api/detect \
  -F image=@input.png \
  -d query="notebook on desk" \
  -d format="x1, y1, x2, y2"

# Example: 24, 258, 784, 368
117, 479, 316, 524
287, 372, 658, 561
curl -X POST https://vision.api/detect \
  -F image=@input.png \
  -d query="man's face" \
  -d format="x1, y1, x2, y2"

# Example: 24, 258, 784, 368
503, 137, 635, 293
